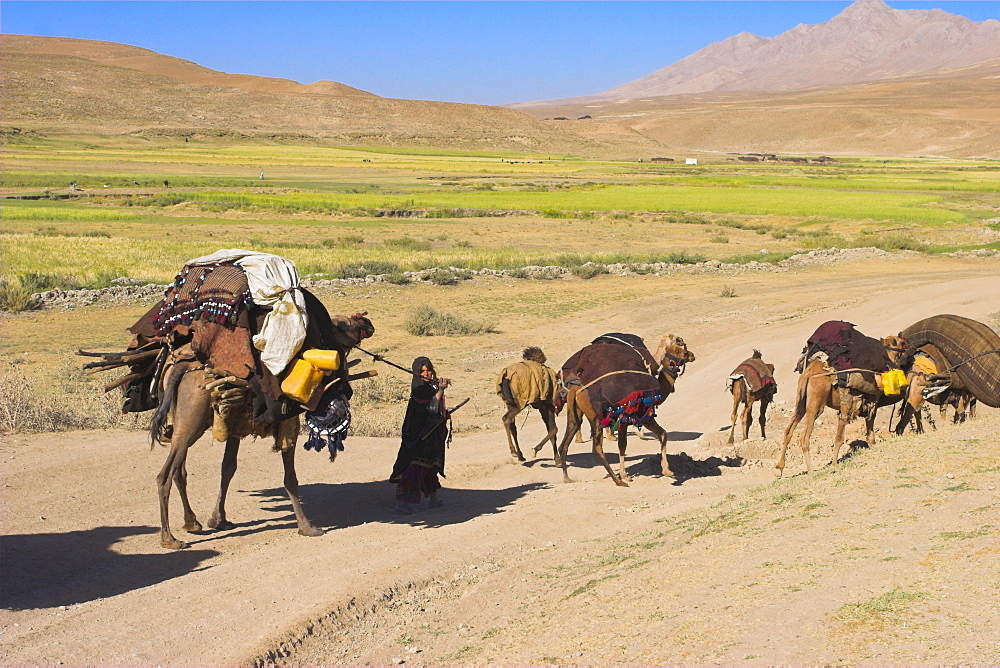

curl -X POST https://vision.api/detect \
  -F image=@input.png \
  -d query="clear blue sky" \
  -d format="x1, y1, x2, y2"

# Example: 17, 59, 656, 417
3, 1, 998, 105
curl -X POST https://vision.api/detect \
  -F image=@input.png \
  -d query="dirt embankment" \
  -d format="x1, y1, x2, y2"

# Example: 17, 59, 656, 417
2, 263, 999, 665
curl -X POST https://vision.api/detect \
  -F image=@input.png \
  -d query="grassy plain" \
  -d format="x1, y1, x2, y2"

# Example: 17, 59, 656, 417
2, 136, 998, 287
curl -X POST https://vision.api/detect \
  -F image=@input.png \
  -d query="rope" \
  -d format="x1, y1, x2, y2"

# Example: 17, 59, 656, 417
579, 369, 656, 392
942, 348, 1000, 374
595, 335, 657, 375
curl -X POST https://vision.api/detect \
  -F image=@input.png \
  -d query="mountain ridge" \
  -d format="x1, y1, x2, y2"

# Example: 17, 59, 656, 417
514, 0, 1000, 107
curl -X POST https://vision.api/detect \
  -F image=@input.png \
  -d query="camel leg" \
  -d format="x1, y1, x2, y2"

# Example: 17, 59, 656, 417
616, 423, 631, 483
557, 396, 582, 482
728, 384, 741, 445
741, 399, 753, 442
969, 398, 977, 419
954, 395, 968, 424
643, 418, 672, 477
758, 394, 771, 439
593, 422, 628, 487
533, 404, 559, 461
502, 404, 526, 461
798, 408, 821, 473
776, 410, 805, 476
276, 418, 323, 537
830, 415, 849, 467
175, 459, 203, 533
207, 435, 240, 531
156, 372, 212, 550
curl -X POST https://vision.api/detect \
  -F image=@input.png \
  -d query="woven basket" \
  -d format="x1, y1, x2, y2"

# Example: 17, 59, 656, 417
899, 314, 1000, 408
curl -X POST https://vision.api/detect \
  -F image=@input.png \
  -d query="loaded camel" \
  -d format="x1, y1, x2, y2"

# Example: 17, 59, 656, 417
776, 328, 906, 476
558, 334, 696, 487
894, 342, 978, 434
726, 349, 777, 444
149, 309, 375, 549
495, 347, 560, 462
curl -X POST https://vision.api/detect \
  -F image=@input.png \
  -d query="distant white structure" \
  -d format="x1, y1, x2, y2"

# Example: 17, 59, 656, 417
685, 158, 698, 165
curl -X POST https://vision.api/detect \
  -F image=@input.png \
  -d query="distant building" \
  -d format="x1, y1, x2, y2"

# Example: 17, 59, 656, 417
685, 158, 698, 165
651, 157, 674, 163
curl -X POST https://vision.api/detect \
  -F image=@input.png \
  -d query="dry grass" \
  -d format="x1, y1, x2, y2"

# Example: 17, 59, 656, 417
0, 359, 145, 433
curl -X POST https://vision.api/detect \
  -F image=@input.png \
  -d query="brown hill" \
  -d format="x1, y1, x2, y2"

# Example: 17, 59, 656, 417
0, 34, 662, 156
520, 59, 1000, 159
518, 0, 1000, 105
3, 33, 998, 159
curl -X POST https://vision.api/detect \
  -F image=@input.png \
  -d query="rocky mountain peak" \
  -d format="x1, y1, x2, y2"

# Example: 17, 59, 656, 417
525, 1, 1000, 105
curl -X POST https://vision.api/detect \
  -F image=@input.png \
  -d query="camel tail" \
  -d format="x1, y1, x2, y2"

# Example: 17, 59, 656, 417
150, 362, 188, 446
795, 381, 809, 419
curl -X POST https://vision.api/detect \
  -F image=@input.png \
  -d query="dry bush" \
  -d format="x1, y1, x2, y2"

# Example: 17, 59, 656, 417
0, 359, 147, 433
404, 305, 497, 336
345, 370, 409, 438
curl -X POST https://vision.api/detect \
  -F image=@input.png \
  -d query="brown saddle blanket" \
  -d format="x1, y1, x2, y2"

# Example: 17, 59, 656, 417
732, 358, 776, 394
806, 320, 892, 373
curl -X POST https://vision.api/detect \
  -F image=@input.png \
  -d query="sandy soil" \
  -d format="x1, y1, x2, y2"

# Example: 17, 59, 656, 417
2, 258, 999, 665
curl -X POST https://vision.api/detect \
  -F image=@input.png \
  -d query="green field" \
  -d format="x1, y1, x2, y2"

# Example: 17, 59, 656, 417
3, 135, 998, 287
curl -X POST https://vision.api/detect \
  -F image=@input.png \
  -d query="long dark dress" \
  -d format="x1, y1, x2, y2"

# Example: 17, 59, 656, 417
389, 357, 447, 483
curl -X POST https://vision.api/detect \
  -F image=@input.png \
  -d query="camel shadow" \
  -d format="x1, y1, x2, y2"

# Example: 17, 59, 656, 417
1, 526, 217, 611
200, 479, 550, 534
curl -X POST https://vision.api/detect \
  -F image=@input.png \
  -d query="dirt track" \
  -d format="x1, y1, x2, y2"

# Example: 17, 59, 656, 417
2, 258, 999, 665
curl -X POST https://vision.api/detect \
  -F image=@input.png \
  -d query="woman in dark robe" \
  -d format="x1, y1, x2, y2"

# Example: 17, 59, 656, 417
390, 357, 450, 514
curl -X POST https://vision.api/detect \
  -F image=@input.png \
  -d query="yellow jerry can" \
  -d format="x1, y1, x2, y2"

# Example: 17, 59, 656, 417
879, 368, 908, 395
281, 358, 326, 404
302, 349, 341, 371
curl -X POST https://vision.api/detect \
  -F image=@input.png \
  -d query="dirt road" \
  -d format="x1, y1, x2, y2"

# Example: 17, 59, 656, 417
3, 257, 998, 665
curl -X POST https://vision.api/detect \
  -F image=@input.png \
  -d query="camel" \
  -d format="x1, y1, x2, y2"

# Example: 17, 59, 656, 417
496, 347, 560, 462
726, 349, 777, 444
894, 343, 978, 434
776, 334, 905, 476
557, 334, 696, 487
150, 312, 374, 550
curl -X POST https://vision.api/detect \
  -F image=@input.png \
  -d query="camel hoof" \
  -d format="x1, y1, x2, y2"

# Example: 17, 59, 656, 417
208, 518, 235, 531
183, 520, 204, 533
161, 537, 188, 550
562, 476, 575, 484
298, 526, 324, 538
515, 455, 526, 463
614, 479, 630, 487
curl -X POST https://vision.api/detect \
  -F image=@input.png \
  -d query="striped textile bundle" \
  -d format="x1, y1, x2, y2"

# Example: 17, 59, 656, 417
601, 389, 661, 428
154, 263, 251, 335
899, 314, 1000, 408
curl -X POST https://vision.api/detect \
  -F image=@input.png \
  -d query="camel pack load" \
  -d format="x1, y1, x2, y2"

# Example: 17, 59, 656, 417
796, 320, 906, 397
81, 249, 374, 453
896, 314, 1000, 408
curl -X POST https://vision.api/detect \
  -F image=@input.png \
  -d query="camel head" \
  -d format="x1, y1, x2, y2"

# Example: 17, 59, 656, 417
653, 333, 696, 375
330, 312, 375, 350
882, 335, 907, 365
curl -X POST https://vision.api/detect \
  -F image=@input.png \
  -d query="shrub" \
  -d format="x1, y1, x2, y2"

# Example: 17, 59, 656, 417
404, 305, 496, 336
0, 359, 145, 433
570, 264, 609, 279
383, 272, 411, 285
719, 285, 738, 298
453, 240, 473, 248
346, 370, 409, 437
335, 261, 400, 279
0, 279, 42, 312
663, 250, 707, 265
427, 270, 458, 286
710, 235, 730, 244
